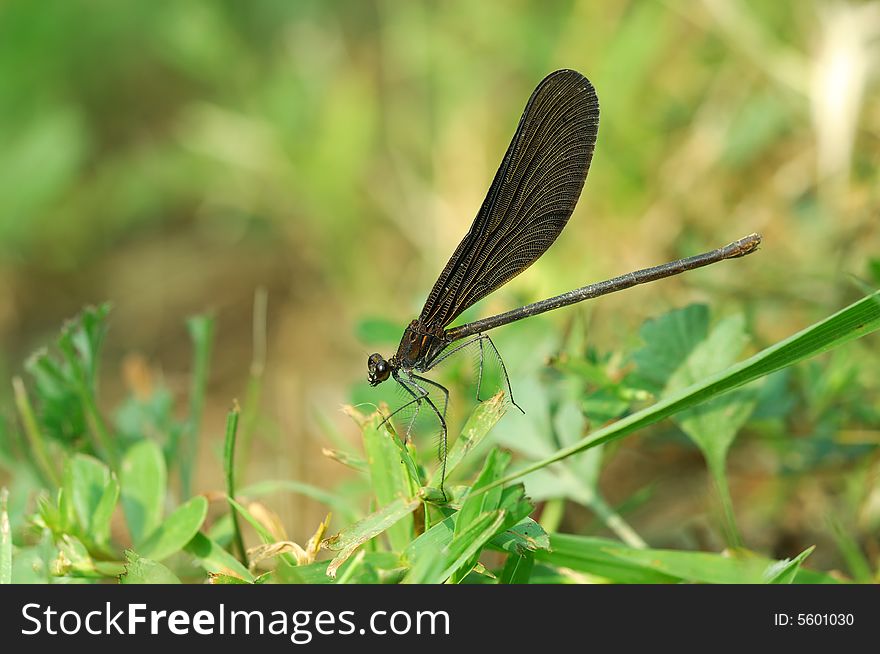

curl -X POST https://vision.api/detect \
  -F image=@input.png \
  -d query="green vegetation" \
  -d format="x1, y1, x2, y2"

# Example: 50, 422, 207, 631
1, 292, 877, 583
0, 2, 878, 584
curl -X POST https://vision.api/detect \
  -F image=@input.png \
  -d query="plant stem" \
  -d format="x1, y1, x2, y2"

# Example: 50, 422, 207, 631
12, 377, 60, 487
707, 455, 742, 548
224, 403, 247, 566
181, 315, 215, 499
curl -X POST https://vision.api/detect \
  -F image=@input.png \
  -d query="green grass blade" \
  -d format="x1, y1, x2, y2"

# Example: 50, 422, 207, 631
489, 289, 880, 490
361, 412, 418, 550
829, 519, 874, 583
179, 314, 215, 499
239, 479, 360, 523
764, 546, 815, 584
226, 496, 301, 569
0, 488, 11, 584
184, 532, 253, 582
324, 497, 420, 578
12, 377, 60, 487
499, 551, 534, 584
536, 535, 691, 584
430, 391, 506, 485
402, 514, 456, 566
454, 448, 510, 538
541, 534, 838, 584
451, 448, 511, 583
222, 403, 246, 565
403, 510, 507, 584
321, 448, 368, 473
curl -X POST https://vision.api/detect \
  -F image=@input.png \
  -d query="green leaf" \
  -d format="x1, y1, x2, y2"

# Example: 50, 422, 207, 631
178, 314, 214, 499
0, 488, 11, 584
240, 479, 360, 523
631, 304, 709, 392
137, 495, 208, 562
208, 573, 250, 584
451, 448, 511, 583
433, 391, 507, 484
408, 488, 531, 584
362, 413, 418, 550
226, 497, 276, 544
119, 551, 181, 584
91, 476, 119, 551
490, 517, 551, 555
324, 497, 421, 578
454, 448, 510, 538
63, 454, 117, 548
321, 448, 368, 473
499, 552, 534, 584
551, 539, 833, 585
829, 519, 874, 584
402, 514, 457, 567
284, 553, 403, 585
605, 545, 770, 583
537, 535, 683, 583
666, 314, 756, 546
120, 440, 166, 546
489, 290, 880, 490
184, 532, 253, 582
764, 546, 815, 584
12, 377, 59, 487
222, 404, 246, 566
57, 305, 116, 465
404, 511, 507, 584
668, 314, 757, 466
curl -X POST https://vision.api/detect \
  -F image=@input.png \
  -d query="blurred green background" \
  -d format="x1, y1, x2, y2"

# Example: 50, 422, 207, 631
1, 0, 878, 573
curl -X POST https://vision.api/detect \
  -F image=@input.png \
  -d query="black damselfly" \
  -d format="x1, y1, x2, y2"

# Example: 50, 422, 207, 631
367, 69, 761, 497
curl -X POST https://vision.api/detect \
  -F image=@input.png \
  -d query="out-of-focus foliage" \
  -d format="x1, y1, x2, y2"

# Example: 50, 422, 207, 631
0, 1, 878, 581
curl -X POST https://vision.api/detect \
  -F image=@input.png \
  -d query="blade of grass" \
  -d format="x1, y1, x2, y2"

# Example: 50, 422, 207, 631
429, 391, 506, 485
226, 497, 299, 569
321, 448, 368, 473
1, 488, 11, 584
324, 497, 421, 577
237, 287, 268, 477
499, 551, 534, 584
451, 448, 510, 583
179, 315, 214, 499
764, 546, 815, 584
829, 519, 874, 583
361, 412, 418, 550
403, 511, 507, 584
239, 479, 360, 523
223, 402, 246, 566
12, 377, 60, 487
184, 532, 254, 582
487, 289, 880, 491
58, 304, 117, 468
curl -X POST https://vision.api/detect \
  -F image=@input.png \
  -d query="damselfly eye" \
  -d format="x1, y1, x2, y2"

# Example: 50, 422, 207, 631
367, 353, 391, 385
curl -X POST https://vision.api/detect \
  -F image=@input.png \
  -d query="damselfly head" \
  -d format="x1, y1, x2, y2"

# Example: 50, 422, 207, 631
367, 353, 391, 386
